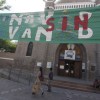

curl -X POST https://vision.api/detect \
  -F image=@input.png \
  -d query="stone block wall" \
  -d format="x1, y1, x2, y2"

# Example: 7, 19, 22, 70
0, 52, 15, 68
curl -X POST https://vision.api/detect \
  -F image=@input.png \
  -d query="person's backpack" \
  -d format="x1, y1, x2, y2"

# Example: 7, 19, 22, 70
49, 72, 53, 80
39, 75, 44, 81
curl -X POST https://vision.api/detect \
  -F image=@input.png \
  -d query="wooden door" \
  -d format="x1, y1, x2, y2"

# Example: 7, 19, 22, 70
74, 61, 82, 78
58, 60, 65, 76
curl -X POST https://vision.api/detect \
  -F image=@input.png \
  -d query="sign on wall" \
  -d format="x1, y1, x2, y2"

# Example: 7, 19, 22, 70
60, 65, 64, 69
82, 63, 85, 70
0, 7, 100, 43
37, 62, 42, 67
64, 50, 75, 60
47, 62, 52, 68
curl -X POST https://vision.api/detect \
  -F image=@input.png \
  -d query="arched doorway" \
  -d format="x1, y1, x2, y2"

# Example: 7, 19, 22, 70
56, 44, 86, 79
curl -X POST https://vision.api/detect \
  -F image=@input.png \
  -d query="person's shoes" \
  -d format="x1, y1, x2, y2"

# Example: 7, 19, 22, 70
41, 92, 44, 96
32, 92, 35, 95
47, 89, 51, 92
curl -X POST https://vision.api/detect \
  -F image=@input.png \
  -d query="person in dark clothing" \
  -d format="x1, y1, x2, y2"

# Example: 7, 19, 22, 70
47, 68, 53, 92
38, 67, 44, 81
93, 79, 100, 88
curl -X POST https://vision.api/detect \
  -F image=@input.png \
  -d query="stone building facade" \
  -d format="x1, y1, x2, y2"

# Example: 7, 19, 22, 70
15, 0, 100, 80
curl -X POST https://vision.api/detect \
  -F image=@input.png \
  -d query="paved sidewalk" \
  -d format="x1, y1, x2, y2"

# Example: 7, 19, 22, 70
0, 78, 100, 100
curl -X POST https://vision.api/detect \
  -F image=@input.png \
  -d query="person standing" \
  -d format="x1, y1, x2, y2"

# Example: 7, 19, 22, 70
38, 67, 44, 82
93, 79, 100, 88
32, 67, 44, 95
47, 68, 53, 92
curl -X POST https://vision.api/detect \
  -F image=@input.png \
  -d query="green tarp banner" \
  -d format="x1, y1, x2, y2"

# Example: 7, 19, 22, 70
0, 7, 100, 43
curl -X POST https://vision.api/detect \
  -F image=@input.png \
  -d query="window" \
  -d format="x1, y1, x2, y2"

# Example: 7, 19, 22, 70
26, 42, 33, 56
91, 65, 95, 71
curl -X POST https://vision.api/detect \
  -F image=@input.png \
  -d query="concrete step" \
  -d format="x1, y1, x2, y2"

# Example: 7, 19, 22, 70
43, 79, 100, 93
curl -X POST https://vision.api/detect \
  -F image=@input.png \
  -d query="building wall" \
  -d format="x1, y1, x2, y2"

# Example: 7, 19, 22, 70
15, 41, 97, 80
0, 52, 15, 68
14, 0, 100, 80
0, 0, 99, 80
0, 52, 15, 58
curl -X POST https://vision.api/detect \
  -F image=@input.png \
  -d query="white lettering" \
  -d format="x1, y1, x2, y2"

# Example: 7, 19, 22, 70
40, 13, 46, 24
25, 15, 34, 24
79, 12, 92, 21
78, 28, 93, 38
10, 14, 23, 25
78, 12, 93, 38
21, 28, 31, 38
9, 26, 19, 39
35, 27, 52, 41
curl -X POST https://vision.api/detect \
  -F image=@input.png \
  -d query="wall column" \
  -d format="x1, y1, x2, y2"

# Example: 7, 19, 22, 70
95, 44, 100, 79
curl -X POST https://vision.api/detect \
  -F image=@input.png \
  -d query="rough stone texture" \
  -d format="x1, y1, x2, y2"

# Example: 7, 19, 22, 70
95, 44, 100, 79
0, 52, 15, 68
0, 44, 96, 81
0, 59, 14, 68
84, 44, 96, 80
0, 52, 15, 58
14, 42, 97, 80
15, 42, 28, 58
